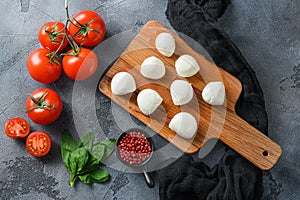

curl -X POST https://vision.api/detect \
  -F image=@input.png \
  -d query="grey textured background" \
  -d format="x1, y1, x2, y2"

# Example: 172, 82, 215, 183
0, 0, 299, 199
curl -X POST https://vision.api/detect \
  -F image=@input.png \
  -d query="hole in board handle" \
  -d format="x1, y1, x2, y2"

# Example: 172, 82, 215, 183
262, 151, 268, 156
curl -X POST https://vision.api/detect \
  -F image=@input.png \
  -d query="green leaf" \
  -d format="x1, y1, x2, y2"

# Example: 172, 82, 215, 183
91, 138, 116, 163
81, 154, 99, 174
60, 130, 78, 169
60, 130, 116, 187
61, 151, 71, 170
90, 143, 106, 163
68, 147, 89, 175
78, 132, 94, 152
61, 130, 78, 151
69, 174, 76, 187
78, 168, 110, 184
109, 138, 116, 144
102, 139, 116, 162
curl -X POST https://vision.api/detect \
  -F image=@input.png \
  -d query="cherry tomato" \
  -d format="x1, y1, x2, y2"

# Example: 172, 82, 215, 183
26, 88, 63, 125
68, 10, 106, 47
26, 131, 51, 157
4, 118, 30, 139
27, 48, 62, 84
38, 21, 69, 52
62, 48, 98, 80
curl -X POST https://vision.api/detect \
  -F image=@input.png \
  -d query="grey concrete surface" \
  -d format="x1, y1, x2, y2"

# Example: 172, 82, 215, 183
0, 0, 299, 200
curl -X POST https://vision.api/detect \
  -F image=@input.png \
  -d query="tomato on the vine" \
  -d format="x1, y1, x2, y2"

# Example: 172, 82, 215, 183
68, 10, 106, 47
26, 88, 63, 125
38, 21, 69, 52
62, 47, 98, 80
27, 48, 62, 84
4, 118, 30, 139
26, 131, 51, 157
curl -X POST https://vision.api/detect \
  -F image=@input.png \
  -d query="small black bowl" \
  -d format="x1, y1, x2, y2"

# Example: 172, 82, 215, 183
116, 128, 154, 188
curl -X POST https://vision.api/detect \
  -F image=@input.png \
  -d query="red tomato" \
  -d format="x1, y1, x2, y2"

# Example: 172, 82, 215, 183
38, 21, 69, 52
27, 48, 62, 84
26, 131, 51, 157
26, 88, 63, 125
68, 10, 106, 47
62, 48, 98, 80
4, 118, 30, 139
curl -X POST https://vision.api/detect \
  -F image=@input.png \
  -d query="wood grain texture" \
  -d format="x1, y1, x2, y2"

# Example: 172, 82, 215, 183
99, 20, 282, 170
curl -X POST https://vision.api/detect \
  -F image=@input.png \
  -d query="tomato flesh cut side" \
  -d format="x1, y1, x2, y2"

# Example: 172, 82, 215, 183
4, 118, 30, 138
26, 132, 51, 157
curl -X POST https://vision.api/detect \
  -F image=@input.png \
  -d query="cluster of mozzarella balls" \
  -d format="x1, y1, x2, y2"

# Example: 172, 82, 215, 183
111, 32, 225, 139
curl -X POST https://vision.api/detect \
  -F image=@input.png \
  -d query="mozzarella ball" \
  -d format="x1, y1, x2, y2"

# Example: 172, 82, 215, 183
170, 80, 193, 105
111, 72, 136, 95
202, 81, 225, 105
175, 55, 200, 77
155, 32, 176, 57
137, 89, 163, 115
141, 56, 166, 79
169, 112, 198, 139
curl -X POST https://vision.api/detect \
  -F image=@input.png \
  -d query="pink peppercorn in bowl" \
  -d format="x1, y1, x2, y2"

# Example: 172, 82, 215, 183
117, 129, 153, 166
116, 128, 154, 188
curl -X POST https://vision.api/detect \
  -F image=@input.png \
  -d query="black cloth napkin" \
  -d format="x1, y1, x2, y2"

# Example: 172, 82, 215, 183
157, 0, 268, 199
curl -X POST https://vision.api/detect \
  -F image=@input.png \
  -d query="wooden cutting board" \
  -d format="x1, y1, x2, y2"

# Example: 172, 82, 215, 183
99, 20, 282, 170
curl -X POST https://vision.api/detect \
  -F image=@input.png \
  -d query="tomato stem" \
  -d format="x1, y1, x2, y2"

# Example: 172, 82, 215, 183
60, 0, 81, 56
47, 23, 68, 61
26, 91, 55, 112
65, 0, 68, 10
50, 0, 79, 58
65, 0, 102, 46
72, 18, 101, 45
44, 22, 63, 44
46, 50, 60, 65
65, 0, 81, 28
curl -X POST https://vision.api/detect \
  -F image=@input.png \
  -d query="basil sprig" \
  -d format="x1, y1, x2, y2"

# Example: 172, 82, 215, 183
61, 130, 116, 187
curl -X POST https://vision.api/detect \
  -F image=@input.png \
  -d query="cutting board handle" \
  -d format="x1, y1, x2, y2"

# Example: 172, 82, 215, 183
219, 111, 282, 170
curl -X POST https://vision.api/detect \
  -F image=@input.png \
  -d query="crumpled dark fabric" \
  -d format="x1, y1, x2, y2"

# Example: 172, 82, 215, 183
157, 0, 267, 199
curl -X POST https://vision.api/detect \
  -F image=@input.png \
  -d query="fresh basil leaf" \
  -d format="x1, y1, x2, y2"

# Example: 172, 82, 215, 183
61, 130, 78, 169
88, 138, 116, 168
61, 151, 71, 170
61, 130, 78, 151
91, 143, 106, 163
90, 168, 110, 183
60, 130, 116, 187
69, 174, 77, 187
98, 138, 116, 162
78, 168, 110, 184
109, 138, 116, 144
68, 147, 89, 174
82, 154, 99, 173
78, 132, 94, 152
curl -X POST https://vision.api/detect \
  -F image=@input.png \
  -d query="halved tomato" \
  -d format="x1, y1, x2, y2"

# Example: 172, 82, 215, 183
26, 131, 51, 157
4, 118, 30, 138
